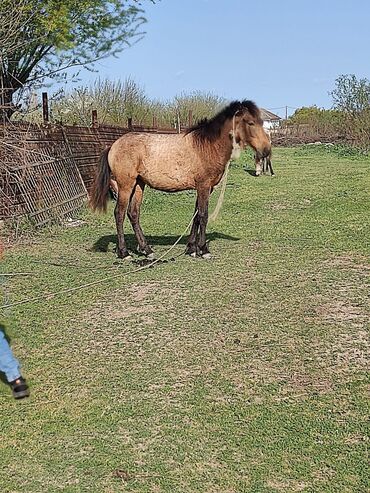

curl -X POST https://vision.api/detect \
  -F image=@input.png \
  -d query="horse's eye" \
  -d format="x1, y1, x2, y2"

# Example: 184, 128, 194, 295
248, 121, 255, 126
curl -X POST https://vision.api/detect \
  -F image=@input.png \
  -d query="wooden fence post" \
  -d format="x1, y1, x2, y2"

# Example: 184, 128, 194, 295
127, 117, 133, 130
91, 110, 98, 128
42, 92, 49, 124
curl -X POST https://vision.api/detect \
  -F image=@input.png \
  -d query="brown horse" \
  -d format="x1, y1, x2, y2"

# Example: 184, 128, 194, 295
90, 100, 271, 259
255, 150, 275, 176
255, 127, 274, 176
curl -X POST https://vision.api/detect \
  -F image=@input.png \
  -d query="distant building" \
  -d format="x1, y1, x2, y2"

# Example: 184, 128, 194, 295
260, 108, 281, 130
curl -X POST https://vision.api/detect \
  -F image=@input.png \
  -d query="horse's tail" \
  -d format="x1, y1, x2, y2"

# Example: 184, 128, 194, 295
90, 147, 111, 212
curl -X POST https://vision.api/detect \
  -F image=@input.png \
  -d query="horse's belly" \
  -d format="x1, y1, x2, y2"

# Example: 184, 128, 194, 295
140, 163, 196, 192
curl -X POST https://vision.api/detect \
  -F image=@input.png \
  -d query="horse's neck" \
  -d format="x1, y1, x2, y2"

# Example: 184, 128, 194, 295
190, 119, 235, 177
215, 122, 235, 165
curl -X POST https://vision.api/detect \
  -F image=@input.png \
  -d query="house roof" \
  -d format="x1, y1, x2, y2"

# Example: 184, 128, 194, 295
260, 108, 281, 121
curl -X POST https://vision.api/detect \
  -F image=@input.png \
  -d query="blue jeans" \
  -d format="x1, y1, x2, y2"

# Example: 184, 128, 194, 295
0, 329, 21, 382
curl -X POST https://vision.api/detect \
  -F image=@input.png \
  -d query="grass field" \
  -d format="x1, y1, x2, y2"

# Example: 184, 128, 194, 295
0, 146, 369, 493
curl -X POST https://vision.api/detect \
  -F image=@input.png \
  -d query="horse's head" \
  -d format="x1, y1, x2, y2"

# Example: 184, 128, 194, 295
232, 102, 271, 160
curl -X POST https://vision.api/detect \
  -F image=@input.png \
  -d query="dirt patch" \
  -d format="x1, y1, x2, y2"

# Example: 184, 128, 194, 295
312, 466, 336, 483
265, 198, 312, 211
127, 282, 160, 302
63, 278, 188, 370
309, 254, 369, 328
315, 300, 366, 325
266, 201, 290, 211
343, 433, 368, 445
310, 269, 368, 328
327, 329, 369, 364
79, 280, 184, 325
266, 479, 308, 492
308, 255, 369, 379
323, 254, 370, 273
311, 325, 369, 381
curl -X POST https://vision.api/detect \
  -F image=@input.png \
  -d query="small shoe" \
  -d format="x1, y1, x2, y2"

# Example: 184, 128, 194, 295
10, 376, 30, 399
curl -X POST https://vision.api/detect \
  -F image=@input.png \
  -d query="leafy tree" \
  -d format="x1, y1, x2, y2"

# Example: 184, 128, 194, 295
0, 0, 152, 118
289, 105, 323, 123
289, 106, 343, 134
330, 75, 370, 147
330, 74, 370, 114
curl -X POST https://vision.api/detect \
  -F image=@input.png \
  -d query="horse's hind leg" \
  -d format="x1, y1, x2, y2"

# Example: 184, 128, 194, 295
114, 180, 136, 259
127, 179, 154, 258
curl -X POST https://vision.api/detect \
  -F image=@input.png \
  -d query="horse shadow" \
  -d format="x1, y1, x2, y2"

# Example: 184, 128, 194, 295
244, 167, 257, 177
91, 232, 240, 253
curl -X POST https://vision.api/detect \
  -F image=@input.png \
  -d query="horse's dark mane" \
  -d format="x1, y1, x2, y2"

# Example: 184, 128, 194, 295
185, 100, 262, 143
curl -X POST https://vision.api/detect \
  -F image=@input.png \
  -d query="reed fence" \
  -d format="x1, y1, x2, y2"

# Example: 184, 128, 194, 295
0, 120, 179, 226
0, 115, 348, 227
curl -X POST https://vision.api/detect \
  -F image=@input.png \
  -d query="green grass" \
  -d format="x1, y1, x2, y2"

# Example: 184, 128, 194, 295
0, 146, 369, 493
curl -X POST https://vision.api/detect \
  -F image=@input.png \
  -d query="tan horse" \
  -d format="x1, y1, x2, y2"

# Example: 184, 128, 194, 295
255, 127, 274, 176
255, 150, 275, 176
90, 100, 271, 259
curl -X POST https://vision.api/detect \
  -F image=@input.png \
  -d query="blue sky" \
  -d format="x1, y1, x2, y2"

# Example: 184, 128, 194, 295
79, 0, 370, 117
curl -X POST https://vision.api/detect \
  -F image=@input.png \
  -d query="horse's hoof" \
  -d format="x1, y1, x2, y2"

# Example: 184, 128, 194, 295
117, 251, 131, 260
190, 252, 197, 258
202, 253, 212, 260
147, 253, 155, 260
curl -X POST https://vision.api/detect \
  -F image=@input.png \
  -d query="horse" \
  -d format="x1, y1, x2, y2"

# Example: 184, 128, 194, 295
255, 150, 275, 176
255, 126, 274, 177
90, 100, 271, 260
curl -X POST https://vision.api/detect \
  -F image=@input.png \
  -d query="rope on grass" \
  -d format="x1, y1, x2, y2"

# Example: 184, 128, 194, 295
209, 159, 230, 223
0, 272, 34, 276
0, 210, 198, 311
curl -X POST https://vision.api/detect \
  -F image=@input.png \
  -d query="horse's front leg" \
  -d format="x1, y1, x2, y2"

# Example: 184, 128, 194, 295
262, 157, 267, 174
186, 199, 199, 257
196, 187, 211, 259
255, 155, 262, 176
267, 157, 275, 177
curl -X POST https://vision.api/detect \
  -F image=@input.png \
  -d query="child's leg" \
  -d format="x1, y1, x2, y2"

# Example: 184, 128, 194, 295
0, 329, 21, 382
